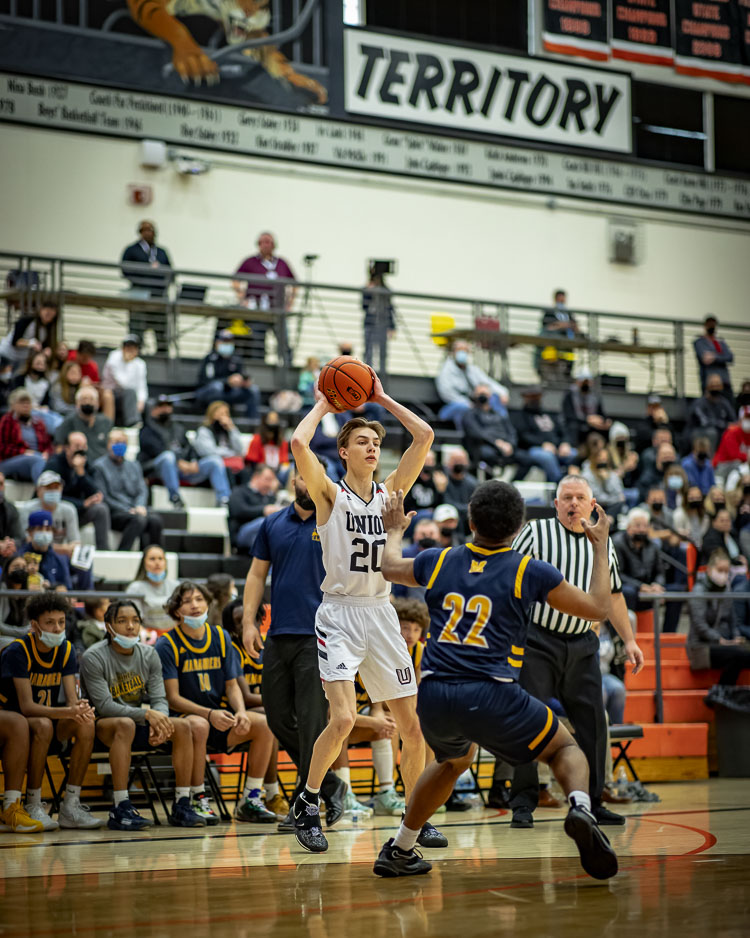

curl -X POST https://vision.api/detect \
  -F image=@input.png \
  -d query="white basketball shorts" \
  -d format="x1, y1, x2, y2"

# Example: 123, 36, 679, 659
315, 594, 417, 704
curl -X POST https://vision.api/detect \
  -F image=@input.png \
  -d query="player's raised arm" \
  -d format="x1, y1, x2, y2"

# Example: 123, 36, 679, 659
380, 490, 420, 587
370, 371, 434, 495
290, 387, 338, 520
545, 503, 612, 621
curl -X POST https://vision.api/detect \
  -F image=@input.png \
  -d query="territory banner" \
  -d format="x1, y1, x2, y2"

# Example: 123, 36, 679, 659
611, 0, 673, 67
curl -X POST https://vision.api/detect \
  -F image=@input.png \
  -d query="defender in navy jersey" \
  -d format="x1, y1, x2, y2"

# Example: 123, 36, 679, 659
373, 482, 619, 882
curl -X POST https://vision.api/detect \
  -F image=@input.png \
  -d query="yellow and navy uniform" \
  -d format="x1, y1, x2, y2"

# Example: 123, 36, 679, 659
414, 544, 563, 683
0, 634, 76, 711
409, 640, 425, 675
230, 640, 263, 695
353, 674, 372, 713
411, 543, 565, 765
155, 623, 241, 714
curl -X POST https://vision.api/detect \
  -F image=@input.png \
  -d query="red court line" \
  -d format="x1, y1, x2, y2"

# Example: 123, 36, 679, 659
0, 809, 723, 937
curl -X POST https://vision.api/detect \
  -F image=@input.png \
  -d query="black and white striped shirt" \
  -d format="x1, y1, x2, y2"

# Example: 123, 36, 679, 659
512, 517, 622, 636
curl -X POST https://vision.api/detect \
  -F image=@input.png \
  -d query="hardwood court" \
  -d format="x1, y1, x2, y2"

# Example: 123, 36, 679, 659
1, 779, 748, 938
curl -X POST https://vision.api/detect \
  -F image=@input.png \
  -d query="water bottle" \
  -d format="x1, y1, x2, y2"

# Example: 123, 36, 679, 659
616, 766, 629, 797
350, 807, 359, 827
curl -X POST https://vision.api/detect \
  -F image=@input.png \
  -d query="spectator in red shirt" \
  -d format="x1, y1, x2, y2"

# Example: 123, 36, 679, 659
67, 340, 100, 384
0, 388, 52, 482
245, 412, 290, 480
714, 405, 750, 484
230, 232, 296, 366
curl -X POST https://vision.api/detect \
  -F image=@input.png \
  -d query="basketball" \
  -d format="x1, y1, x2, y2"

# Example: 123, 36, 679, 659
318, 356, 375, 411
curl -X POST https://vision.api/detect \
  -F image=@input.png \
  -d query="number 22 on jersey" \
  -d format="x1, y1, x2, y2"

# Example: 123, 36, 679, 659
438, 592, 493, 647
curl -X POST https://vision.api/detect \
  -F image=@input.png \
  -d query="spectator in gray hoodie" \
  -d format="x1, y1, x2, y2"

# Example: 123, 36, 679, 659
93, 429, 163, 551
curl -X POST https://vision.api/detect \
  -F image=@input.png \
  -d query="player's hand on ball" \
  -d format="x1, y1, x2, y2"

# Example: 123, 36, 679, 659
313, 381, 335, 413
580, 501, 610, 547
382, 489, 415, 534
368, 366, 386, 403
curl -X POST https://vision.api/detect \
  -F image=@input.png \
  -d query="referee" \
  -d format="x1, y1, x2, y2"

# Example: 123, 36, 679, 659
242, 463, 346, 831
509, 474, 645, 828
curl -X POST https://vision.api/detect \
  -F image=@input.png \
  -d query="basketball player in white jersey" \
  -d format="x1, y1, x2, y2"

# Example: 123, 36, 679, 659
289, 372, 446, 852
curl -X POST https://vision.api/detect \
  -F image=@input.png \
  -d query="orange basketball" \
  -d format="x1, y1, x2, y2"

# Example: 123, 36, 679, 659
318, 356, 375, 412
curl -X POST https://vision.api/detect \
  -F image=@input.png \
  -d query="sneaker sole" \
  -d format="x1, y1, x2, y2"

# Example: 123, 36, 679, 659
510, 819, 534, 829
0, 823, 44, 833
417, 832, 449, 849
294, 829, 329, 853
107, 820, 152, 831
59, 819, 103, 830
596, 815, 627, 826
168, 817, 206, 828
564, 812, 618, 880
373, 859, 432, 878
234, 814, 277, 824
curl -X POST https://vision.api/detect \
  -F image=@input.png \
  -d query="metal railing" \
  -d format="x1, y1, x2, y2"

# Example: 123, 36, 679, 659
3, 251, 750, 398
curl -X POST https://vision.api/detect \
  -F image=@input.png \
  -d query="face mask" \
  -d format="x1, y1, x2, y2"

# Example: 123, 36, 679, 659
631, 533, 648, 545
296, 494, 315, 511
580, 382, 591, 393
705, 325, 716, 336
742, 420, 750, 434
31, 368, 46, 378
42, 489, 62, 505
696, 451, 709, 462
217, 343, 235, 357
38, 629, 66, 647
156, 412, 171, 424
454, 350, 468, 365
475, 394, 489, 406
31, 530, 54, 548
417, 537, 438, 550
526, 402, 541, 413
650, 502, 664, 512
73, 450, 87, 460
616, 441, 627, 451
183, 612, 208, 629
451, 464, 466, 475
688, 499, 704, 508
111, 442, 128, 459
212, 420, 225, 433
440, 526, 455, 539
596, 463, 609, 471
79, 403, 96, 416
708, 389, 722, 398
111, 631, 140, 649
8, 569, 26, 586
146, 569, 166, 583
708, 570, 729, 588
712, 500, 725, 510
667, 475, 684, 491
17, 413, 31, 423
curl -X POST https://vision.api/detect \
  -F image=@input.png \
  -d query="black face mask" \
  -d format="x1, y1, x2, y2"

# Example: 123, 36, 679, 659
580, 382, 591, 393
708, 389, 722, 398
650, 502, 664, 512
688, 499, 704, 508
696, 451, 709, 462
744, 484, 750, 497
596, 463, 609, 471
17, 413, 31, 423
156, 412, 171, 424
417, 537, 438, 550
30, 368, 46, 378
474, 394, 489, 406
440, 526, 455, 539
616, 441, 627, 451
8, 569, 26, 586
661, 460, 675, 472
631, 533, 648, 545
420, 467, 433, 480
295, 494, 315, 511
526, 402, 542, 413
212, 420, 225, 433
73, 449, 87, 459
713, 500, 726, 509
79, 403, 95, 416
451, 464, 466, 476
706, 325, 716, 336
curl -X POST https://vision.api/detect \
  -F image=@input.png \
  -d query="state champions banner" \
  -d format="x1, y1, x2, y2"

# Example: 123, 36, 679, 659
542, 0, 610, 62
611, 0, 674, 67
343, 29, 632, 154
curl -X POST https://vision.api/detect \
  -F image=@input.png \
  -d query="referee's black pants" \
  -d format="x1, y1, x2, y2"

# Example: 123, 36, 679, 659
509, 624, 607, 812
261, 634, 338, 802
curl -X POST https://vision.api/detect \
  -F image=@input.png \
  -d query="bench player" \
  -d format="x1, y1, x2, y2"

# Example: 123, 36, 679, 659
289, 372, 445, 853
373, 482, 619, 881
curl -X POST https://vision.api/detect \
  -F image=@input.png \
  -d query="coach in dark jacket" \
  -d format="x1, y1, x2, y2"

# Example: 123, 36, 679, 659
688, 551, 750, 683
694, 315, 734, 395
120, 219, 172, 353
228, 465, 281, 551
195, 331, 260, 418
613, 510, 665, 612
462, 384, 518, 469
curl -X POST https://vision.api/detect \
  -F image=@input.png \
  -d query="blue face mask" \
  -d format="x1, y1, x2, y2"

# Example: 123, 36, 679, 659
43, 489, 62, 505
454, 350, 468, 366
146, 569, 166, 583
183, 612, 208, 629
217, 343, 235, 357
38, 629, 66, 647
111, 442, 128, 459
667, 475, 684, 491
111, 632, 140, 649
31, 530, 54, 549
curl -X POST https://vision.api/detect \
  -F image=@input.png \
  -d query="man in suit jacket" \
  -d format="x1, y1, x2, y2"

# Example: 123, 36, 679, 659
694, 315, 734, 399
120, 220, 172, 353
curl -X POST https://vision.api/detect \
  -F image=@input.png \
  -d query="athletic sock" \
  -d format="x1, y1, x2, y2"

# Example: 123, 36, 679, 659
113, 790, 129, 806
243, 777, 264, 800
3, 790, 22, 811
264, 781, 279, 799
64, 784, 81, 806
175, 787, 190, 803
568, 790, 592, 812
334, 767, 351, 788
372, 738, 394, 792
392, 821, 420, 852
190, 785, 206, 798
26, 787, 42, 806
303, 785, 320, 800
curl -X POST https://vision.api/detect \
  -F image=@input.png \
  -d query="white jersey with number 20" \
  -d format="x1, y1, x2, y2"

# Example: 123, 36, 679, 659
318, 481, 391, 599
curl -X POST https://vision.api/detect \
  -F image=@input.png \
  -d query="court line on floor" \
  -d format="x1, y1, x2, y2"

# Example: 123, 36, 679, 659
1, 804, 747, 852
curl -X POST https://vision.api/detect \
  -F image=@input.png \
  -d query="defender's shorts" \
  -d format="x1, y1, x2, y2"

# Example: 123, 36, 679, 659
315, 595, 417, 704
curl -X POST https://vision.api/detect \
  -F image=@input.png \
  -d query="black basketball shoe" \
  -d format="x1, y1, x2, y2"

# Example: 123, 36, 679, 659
292, 793, 328, 853
373, 839, 433, 878
416, 821, 448, 848
564, 804, 619, 880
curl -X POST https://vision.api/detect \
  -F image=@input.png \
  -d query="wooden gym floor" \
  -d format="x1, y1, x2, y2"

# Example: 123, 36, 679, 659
1, 779, 748, 937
